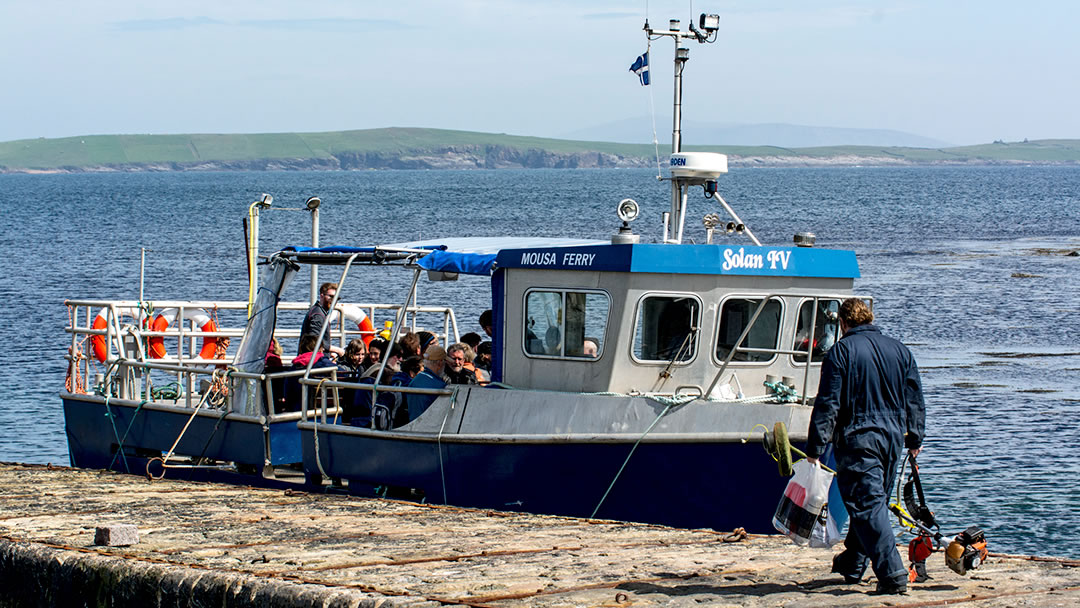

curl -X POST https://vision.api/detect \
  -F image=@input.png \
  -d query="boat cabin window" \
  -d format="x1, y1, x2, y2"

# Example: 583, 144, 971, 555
793, 299, 841, 363
715, 297, 782, 363
632, 295, 700, 363
524, 289, 609, 359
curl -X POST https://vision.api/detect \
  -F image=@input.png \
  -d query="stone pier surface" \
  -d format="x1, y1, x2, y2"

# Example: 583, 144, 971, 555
0, 463, 1076, 607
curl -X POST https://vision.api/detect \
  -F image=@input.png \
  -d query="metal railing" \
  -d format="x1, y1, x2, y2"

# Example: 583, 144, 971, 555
63, 298, 461, 416
704, 293, 870, 405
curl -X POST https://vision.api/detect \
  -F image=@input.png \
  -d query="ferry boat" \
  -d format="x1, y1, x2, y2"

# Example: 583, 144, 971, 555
61, 14, 860, 532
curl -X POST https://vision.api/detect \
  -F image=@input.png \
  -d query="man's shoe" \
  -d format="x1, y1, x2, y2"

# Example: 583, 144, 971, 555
872, 580, 908, 595
831, 551, 867, 584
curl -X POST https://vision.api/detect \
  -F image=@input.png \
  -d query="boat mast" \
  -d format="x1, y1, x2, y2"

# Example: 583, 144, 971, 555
646, 15, 720, 244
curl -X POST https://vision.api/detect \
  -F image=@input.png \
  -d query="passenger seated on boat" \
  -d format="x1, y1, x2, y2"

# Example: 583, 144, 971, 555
461, 343, 489, 384
348, 365, 397, 429
334, 338, 369, 412
445, 343, 478, 385
390, 356, 423, 427
398, 332, 422, 357
363, 338, 387, 369
282, 335, 344, 412
364, 343, 403, 379
264, 339, 287, 413
417, 331, 439, 355
407, 345, 448, 421
265, 338, 284, 370
342, 339, 367, 374
475, 341, 493, 373
479, 310, 494, 338
460, 332, 482, 351
300, 282, 345, 358
583, 337, 600, 358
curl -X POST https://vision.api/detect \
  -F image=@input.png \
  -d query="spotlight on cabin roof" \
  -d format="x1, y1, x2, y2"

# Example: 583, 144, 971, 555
617, 198, 640, 223
613, 198, 641, 245
794, 232, 816, 247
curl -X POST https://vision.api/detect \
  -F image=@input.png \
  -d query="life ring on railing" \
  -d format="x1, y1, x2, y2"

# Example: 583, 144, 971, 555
90, 307, 147, 363
330, 304, 377, 346
147, 308, 219, 359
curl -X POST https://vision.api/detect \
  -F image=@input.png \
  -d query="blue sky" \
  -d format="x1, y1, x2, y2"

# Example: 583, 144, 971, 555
2, 0, 1078, 145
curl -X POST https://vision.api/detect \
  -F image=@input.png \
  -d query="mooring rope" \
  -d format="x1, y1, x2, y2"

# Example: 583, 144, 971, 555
436, 388, 460, 505
101, 396, 130, 474
311, 377, 332, 481
590, 399, 675, 519
105, 399, 149, 473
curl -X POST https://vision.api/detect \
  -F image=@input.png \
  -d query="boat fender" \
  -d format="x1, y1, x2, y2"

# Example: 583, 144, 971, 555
330, 304, 377, 347
90, 307, 147, 363
147, 308, 219, 359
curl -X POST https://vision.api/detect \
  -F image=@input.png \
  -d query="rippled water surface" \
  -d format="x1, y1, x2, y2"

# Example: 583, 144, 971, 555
1, 167, 1078, 557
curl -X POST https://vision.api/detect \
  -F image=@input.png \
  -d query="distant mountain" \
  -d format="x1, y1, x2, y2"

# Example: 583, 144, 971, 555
561, 119, 954, 149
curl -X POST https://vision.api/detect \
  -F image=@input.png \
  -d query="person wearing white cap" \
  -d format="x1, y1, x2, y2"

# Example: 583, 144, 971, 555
406, 345, 448, 421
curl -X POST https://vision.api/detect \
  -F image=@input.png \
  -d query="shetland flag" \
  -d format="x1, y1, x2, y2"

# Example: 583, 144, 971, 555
629, 51, 650, 86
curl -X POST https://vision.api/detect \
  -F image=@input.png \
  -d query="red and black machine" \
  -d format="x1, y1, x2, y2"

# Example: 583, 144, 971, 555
889, 454, 989, 581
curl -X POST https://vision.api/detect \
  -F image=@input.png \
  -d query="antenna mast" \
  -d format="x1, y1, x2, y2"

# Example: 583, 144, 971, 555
646, 14, 721, 244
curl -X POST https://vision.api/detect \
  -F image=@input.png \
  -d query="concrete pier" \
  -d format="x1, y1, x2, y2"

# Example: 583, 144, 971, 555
0, 462, 1076, 607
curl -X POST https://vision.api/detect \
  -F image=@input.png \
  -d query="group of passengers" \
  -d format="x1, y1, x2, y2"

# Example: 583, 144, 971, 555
280, 282, 496, 429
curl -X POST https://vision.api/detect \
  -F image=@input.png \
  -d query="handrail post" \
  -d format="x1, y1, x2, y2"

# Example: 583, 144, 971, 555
304, 253, 360, 417
370, 267, 422, 428
800, 297, 819, 406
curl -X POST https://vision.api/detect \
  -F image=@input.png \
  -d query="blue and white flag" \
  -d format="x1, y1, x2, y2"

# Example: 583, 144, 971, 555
629, 51, 650, 86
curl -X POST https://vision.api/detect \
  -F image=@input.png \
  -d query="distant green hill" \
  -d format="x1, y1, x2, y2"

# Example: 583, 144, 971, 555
2, 128, 1078, 172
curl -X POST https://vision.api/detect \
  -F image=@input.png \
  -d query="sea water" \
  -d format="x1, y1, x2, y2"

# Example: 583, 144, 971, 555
0, 166, 1077, 558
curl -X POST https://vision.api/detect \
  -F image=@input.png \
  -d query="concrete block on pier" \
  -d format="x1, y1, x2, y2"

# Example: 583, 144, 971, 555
93, 523, 138, 546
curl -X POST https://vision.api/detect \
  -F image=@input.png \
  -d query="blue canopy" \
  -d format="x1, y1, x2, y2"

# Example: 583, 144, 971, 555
282, 237, 607, 277
416, 249, 498, 276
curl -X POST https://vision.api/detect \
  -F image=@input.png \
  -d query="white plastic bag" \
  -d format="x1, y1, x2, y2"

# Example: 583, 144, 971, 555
808, 477, 848, 548
773, 459, 834, 545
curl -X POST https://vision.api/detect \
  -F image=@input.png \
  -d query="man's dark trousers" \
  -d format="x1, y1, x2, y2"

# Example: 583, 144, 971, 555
832, 430, 906, 586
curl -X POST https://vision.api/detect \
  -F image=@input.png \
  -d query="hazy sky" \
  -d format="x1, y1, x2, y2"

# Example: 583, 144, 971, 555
2, 0, 1077, 145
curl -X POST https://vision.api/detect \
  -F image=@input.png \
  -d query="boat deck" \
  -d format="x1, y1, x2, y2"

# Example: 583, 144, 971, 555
0, 462, 1076, 607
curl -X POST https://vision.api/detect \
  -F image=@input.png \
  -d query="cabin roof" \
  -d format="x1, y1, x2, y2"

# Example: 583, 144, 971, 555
498, 243, 859, 279
281, 238, 859, 279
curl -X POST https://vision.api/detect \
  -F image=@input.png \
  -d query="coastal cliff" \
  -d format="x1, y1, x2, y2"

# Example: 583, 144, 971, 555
2, 128, 1079, 173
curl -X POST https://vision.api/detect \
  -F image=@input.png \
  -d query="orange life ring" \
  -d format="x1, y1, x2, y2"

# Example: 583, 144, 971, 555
90, 307, 146, 363
333, 304, 377, 347
148, 308, 219, 359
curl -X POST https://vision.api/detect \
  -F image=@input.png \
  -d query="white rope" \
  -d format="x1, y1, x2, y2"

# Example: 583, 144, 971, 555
485, 382, 792, 405
646, 38, 662, 179
312, 378, 330, 481
436, 387, 459, 505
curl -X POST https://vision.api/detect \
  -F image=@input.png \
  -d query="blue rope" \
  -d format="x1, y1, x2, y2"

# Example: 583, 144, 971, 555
102, 396, 131, 473
106, 399, 148, 473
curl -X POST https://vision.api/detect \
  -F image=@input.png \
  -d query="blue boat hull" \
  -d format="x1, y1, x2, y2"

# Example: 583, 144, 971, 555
62, 396, 302, 484
301, 427, 790, 533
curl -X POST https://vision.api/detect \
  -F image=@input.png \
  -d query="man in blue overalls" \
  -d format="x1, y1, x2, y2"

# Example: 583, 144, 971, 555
806, 298, 925, 595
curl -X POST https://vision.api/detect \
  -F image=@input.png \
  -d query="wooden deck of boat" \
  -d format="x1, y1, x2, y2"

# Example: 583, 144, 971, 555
0, 462, 1076, 608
